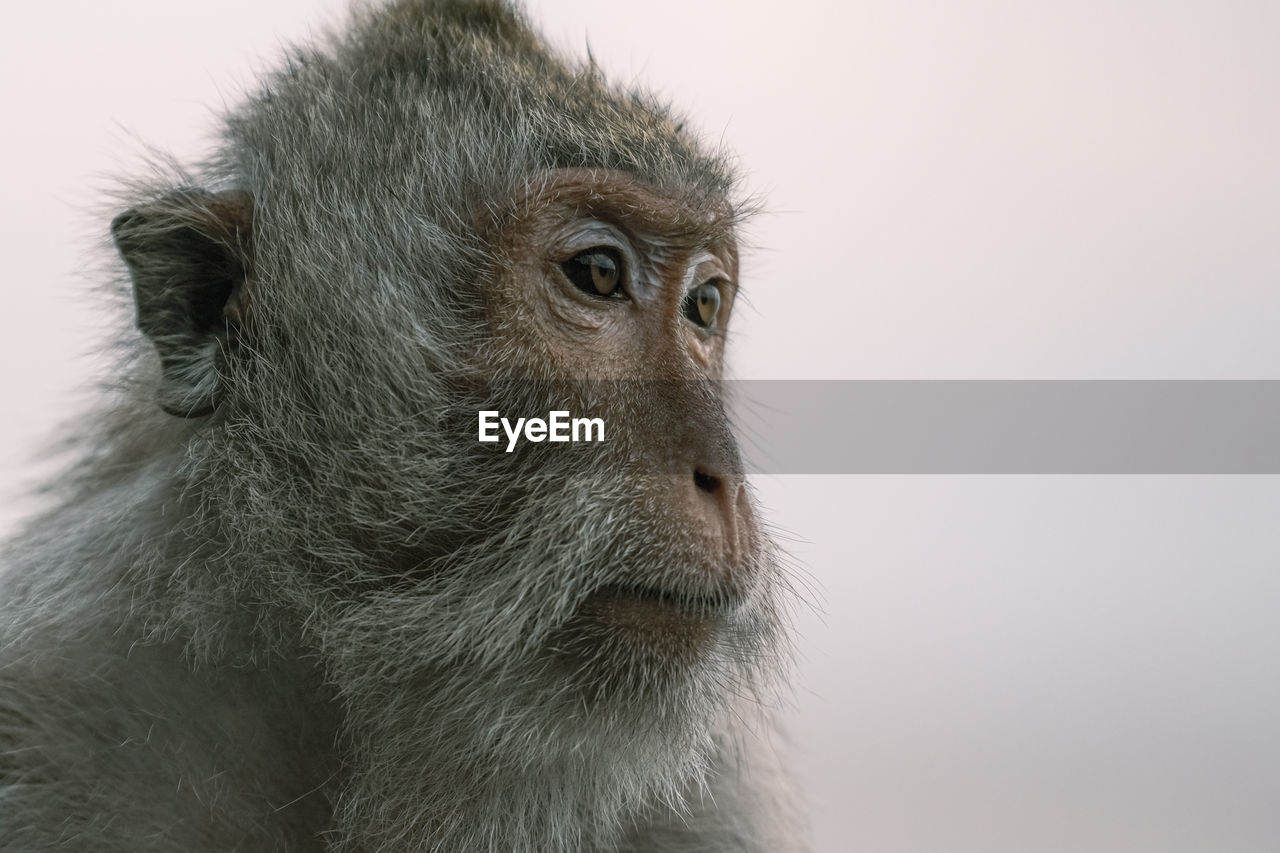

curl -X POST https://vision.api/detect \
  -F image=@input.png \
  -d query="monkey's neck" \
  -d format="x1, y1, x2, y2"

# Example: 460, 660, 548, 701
322, 656, 717, 853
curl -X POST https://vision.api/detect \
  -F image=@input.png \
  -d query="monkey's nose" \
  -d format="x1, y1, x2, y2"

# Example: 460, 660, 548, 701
692, 465, 745, 561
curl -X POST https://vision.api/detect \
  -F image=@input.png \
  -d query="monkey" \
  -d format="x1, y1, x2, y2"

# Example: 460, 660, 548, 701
0, 1, 804, 850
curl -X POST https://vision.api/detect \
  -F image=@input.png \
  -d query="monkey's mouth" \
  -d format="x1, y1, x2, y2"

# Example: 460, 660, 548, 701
555, 583, 734, 672
585, 583, 731, 617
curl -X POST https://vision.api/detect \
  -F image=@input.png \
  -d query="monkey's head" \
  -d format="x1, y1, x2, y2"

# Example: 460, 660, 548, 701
109, 0, 788, 835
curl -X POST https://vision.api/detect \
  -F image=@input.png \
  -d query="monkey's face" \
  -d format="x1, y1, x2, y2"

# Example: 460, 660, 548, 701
113, 167, 782, 719
419, 168, 781, 696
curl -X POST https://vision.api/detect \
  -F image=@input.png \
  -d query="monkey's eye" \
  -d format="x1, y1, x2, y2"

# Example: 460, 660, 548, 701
683, 281, 722, 329
562, 247, 624, 297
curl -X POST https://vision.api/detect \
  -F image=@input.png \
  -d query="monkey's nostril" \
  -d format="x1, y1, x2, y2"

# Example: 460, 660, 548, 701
693, 467, 722, 495
691, 466, 743, 562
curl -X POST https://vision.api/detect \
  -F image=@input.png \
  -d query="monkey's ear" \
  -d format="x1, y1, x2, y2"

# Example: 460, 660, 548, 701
111, 190, 254, 418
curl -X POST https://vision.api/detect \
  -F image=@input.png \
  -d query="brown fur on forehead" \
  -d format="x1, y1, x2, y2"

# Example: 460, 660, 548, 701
482, 168, 741, 254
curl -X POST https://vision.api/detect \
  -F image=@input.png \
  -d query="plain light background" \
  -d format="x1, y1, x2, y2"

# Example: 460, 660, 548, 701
3, 2, 1279, 850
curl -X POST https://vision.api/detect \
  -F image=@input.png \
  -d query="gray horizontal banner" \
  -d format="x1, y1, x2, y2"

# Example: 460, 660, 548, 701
727, 381, 1280, 474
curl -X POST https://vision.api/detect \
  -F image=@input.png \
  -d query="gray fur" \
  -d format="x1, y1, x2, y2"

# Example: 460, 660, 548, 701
0, 1, 804, 850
